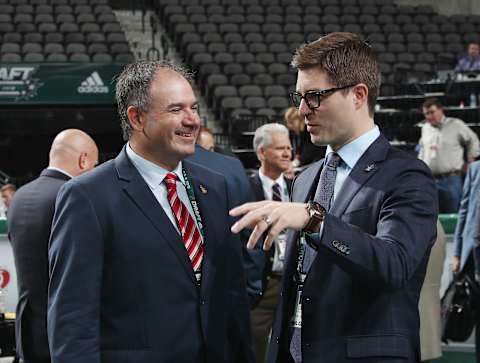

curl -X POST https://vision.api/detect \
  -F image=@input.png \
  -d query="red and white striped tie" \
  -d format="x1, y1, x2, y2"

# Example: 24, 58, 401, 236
164, 172, 204, 271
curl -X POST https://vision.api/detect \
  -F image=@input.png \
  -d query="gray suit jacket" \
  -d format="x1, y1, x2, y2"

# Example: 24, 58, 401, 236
454, 160, 480, 272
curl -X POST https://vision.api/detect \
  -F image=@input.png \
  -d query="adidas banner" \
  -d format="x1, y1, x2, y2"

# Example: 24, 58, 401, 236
0, 63, 124, 105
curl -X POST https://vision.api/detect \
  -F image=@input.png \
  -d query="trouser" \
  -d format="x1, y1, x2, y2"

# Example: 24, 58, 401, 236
435, 174, 462, 213
251, 274, 282, 363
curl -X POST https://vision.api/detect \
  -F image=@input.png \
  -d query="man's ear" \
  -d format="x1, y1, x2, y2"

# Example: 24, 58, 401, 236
352, 83, 369, 109
258, 146, 266, 162
78, 152, 88, 170
127, 106, 143, 132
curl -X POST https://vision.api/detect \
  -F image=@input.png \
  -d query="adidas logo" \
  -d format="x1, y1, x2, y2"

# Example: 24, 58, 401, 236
77, 71, 109, 94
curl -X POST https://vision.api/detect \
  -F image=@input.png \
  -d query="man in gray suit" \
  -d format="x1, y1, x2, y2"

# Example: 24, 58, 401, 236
453, 159, 480, 362
231, 32, 437, 363
7, 129, 98, 363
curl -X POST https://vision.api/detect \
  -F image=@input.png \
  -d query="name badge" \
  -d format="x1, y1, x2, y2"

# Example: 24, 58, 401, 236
276, 232, 287, 262
290, 273, 305, 329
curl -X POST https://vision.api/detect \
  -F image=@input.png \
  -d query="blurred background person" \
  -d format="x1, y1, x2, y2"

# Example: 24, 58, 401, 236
1, 184, 17, 217
197, 126, 216, 151
418, 98, 479, 213
7, 129, 98, 363
284, 106, 324, 167
453, 159, 480, 362
455, 42, 480, 72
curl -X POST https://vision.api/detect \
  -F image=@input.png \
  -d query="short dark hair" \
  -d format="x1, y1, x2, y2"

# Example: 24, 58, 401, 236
1, 183, 16, 193
422, 98, 443, 109
292, 32, 380, 116
115, 60, 194, 140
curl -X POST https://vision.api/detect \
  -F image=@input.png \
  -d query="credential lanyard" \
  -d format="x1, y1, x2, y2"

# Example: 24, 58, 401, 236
181, 168, 206, 285
181, 168, 206, 242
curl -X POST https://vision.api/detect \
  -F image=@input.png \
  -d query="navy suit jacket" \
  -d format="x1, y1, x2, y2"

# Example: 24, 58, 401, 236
8, 169, 70, 363
267, 135, 438, 363
48, 147, 253, 363
188, 145, 262, 303
454, 160, 480, 272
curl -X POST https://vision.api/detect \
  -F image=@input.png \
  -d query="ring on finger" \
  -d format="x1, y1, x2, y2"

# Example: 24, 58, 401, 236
262, 216, 272, 227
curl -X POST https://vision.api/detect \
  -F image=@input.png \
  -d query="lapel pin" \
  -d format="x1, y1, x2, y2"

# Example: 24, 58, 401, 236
199, 184, 208, 194
364, 163, 376, 172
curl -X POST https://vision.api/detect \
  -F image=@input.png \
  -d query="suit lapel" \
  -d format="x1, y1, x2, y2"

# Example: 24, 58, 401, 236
183, 160, 219, 303
115, 147, 196, 284
330, 135, 390, 217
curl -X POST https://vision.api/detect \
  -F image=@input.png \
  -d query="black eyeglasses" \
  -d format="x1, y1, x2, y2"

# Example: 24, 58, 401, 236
289, 84, 356, 109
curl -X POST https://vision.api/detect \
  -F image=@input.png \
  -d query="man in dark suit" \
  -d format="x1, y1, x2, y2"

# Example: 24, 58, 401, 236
231, 32, 438, 363
188, 145, 262, 303
7, 129, 98, 363
249, 123, 293, 363
47, 61, 253, 363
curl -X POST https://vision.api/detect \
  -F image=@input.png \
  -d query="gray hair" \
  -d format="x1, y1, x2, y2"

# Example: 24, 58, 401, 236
115, 60, 194, 140
253, 123, 289, 158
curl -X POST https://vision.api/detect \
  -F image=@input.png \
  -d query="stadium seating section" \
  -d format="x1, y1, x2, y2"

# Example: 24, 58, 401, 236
154, 0, 480, 125
0, 0, 134, 63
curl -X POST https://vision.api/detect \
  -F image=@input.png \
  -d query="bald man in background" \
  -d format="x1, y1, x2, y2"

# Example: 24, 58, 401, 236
7, 129, 98, 363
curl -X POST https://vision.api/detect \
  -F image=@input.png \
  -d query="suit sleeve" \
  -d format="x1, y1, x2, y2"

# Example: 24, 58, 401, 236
48, 180, 103, 363
454, 165, 473, 258
306, 159, 438, 290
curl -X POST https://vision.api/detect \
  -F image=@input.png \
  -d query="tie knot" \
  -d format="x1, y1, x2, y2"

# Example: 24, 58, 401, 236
326, 152, 341, 168
164, 172, 177, 189
272, 182, 282, 201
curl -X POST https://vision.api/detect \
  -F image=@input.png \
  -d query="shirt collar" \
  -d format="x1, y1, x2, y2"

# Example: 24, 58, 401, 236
47, 167, 73, 179
126, 143, 185, 190
325, 126, 380, 170
258, 168, 286, 190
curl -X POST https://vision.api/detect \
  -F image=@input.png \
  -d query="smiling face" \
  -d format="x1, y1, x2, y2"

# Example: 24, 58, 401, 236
128, 69, 200, 170
296, 67, 361, 150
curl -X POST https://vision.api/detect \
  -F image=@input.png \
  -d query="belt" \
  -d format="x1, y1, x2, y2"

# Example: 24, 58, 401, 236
433, 170, 461, 179
270, 272, 283, 279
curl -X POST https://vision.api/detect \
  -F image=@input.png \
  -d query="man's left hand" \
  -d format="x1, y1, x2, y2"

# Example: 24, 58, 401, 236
230, 201, 310, 250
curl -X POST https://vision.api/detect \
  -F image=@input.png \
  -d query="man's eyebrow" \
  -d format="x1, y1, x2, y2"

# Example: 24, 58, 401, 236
166, 101, 199, 108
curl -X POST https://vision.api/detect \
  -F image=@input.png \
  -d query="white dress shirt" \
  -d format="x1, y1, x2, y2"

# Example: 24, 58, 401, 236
258, 169, 289, 272
126, 144, 202, 238
258, 169, 289, 202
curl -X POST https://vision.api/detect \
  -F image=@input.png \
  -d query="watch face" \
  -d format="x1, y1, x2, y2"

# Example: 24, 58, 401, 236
308, 201, 325, 216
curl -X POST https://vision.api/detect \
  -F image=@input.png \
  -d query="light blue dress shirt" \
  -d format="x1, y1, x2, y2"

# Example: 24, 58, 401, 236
315, 126, 381, 237
325, 125, 381, 202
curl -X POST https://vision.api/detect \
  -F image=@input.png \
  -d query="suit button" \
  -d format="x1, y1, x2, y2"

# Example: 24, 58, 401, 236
303, 343, 311, 348
304, 297, 310, 303
267, 276, 271, 281
270, 257, 274, 262
200, 299, 206, 305
280, 291, 283, 297
276, 337, 280, 344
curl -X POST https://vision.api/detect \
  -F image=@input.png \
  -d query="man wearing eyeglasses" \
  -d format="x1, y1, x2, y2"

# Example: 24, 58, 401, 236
230, 32, 438, 363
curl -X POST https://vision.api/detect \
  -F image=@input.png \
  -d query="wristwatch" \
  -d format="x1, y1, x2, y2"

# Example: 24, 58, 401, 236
303, 201, 326, 233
